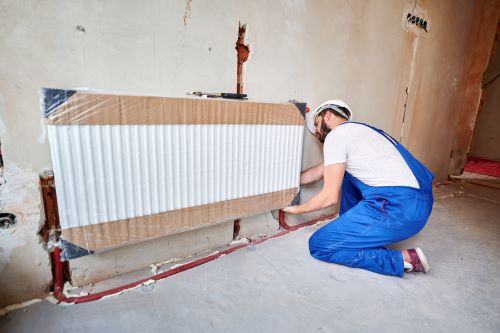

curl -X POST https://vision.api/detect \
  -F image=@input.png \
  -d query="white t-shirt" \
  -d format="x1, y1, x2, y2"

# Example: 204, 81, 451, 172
323, 123, 420, 189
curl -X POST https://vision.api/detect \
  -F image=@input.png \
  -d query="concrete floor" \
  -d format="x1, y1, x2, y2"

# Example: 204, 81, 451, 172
1, 180, 500, 333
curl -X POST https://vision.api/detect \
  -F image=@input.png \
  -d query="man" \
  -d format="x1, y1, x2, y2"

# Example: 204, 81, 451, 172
283, 100, 434, 277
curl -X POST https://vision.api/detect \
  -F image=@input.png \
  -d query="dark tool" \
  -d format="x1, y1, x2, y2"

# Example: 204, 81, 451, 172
187, 91, 248, 99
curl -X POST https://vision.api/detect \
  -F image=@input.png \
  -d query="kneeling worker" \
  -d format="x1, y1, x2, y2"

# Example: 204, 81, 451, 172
283, 100, 434, 277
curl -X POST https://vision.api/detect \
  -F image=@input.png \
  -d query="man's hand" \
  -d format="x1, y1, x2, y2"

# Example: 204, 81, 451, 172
282, 206, 302, 214
283, 163, 346, 215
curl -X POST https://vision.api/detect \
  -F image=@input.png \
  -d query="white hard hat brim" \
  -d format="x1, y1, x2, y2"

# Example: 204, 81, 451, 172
306, 100, 353, 134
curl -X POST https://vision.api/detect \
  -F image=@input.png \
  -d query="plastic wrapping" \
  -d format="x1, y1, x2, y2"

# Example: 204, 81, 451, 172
41, 88, 305, 259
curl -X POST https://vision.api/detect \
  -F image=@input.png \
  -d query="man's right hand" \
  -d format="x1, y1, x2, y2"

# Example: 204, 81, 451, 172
282, 206, 302, 214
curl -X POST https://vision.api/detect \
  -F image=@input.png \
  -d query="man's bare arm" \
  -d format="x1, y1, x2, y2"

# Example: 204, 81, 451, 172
283, 163, 345, 214
300, 163, 324, 185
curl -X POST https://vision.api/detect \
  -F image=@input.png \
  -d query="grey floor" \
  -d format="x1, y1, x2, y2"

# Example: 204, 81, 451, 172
1, 180, 500, 333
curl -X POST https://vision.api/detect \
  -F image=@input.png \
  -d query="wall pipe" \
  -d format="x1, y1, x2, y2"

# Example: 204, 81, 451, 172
51, 210, 336, 304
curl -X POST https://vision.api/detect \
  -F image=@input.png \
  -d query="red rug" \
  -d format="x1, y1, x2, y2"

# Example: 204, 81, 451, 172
464, 157, 500, 178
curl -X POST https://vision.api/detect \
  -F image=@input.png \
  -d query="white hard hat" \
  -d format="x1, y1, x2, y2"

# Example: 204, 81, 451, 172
306, 99, 353, 134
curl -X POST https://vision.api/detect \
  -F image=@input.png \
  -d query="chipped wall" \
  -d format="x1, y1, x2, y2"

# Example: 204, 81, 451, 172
0, 0, 497, 306
470, 34, 500, 161
396, 0, 499, 180
447, 1, 500, 175
0, 163, 52, 307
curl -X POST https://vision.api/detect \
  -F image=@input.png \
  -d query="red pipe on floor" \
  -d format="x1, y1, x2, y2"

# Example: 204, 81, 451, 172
278, 210, 336, 231
52, 210, 337, 304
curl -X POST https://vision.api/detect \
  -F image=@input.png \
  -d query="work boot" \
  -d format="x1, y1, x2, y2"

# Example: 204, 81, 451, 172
404, 248, 430, 273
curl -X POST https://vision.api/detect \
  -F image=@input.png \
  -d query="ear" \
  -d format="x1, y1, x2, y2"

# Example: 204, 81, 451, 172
325, 110, 332, 121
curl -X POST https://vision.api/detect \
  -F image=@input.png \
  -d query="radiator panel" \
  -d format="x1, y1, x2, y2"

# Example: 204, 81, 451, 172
48, 124, 303, 229
43, 89, 305, 255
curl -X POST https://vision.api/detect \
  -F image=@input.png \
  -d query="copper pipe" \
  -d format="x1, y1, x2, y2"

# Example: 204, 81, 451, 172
235, 22, 250, 94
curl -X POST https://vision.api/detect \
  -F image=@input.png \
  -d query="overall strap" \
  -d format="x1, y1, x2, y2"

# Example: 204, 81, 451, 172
338, 121, 434, 190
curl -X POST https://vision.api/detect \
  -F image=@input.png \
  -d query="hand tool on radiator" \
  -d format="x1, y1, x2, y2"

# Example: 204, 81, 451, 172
187, 91, 248, 99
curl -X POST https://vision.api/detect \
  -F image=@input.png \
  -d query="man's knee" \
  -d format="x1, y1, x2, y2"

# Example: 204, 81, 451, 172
309, 233, 343, 264
308, 228, 338, 259
308, 231, 320, 255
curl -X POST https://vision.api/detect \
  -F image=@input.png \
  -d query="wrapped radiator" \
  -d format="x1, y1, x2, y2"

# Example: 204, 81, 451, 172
42, 89, 305, 259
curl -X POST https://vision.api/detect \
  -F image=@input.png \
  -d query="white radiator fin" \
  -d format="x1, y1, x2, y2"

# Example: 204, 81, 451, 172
48, 124, 303, 228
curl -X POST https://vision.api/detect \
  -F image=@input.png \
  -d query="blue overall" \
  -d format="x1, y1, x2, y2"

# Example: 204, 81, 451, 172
308, 122, 434, 277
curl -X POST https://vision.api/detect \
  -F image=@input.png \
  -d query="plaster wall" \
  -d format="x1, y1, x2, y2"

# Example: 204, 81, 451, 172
470, 35, 500, 161
0, 0, 496, 306
447, 1, 500, 175
0, 162, 52, 307
398, 0, 499, 180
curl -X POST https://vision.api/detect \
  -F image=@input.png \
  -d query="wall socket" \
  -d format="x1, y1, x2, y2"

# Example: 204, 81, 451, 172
407, 13, 428, 32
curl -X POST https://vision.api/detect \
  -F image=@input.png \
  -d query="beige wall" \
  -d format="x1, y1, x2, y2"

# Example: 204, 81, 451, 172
0, 0, 497, 307
448, 1, 499, 175
397, 0, 499, 180
470, 35, 500, 161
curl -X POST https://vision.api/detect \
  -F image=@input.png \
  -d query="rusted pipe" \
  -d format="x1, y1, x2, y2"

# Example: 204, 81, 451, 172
232, 22, 250, 238
52, 248, 65, 300
40, 172, 71, 287
235, 22, 250, 94
233, 219, 241, 239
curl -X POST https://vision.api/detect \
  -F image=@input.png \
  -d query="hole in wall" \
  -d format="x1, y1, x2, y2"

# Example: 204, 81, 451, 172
75, 25, 86, 33
0, 212, 16, 229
